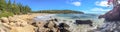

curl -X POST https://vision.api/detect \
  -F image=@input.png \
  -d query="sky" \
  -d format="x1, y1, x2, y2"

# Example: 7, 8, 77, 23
10, 0, 113, 14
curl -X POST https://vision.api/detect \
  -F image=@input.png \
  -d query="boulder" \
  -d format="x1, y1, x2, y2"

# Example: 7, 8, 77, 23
93, 21, 120, 32
2, 23, 11, 29
35, 27, 50, 32
36, 21, 47, 27
47, 21, 56, 29
58, 23, 70, 28
20, 21, 28, 27
0, 17, 9, 23
99, 4, 120, 21
43, 21, 58, 28
9, 22, 16, 26
74, 20, 93, 26
8, 16, 14, 22
58, 23, 70, 32
51, 18, 58, 22
59, 28, 70, 32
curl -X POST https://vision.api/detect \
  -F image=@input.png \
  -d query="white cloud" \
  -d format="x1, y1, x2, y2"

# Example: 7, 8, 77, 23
95, 1, 109, 7
91, 8, 111, 12
71, 1, 81, 6
83, 8, 111, 14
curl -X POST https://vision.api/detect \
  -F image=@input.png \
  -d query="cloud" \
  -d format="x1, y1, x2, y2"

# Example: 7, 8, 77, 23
83, 8, 111, 14
71, 1, 81, 6
95, 1, 109, 7
91, 8, 111, 12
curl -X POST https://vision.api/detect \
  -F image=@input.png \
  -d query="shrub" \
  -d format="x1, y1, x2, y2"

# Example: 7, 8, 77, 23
0, 12, 14, 18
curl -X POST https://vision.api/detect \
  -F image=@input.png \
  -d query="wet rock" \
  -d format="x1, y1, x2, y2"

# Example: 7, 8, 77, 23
49, 18, 58, 22
58, 23, 70, 28
49, 29, 54, 32
53, 18, 58, 22
31, 22, 37, 27
74, 20, 93, 26
59, 28, 70, 32
58, 23, 70, 32
93, 21, 120, 32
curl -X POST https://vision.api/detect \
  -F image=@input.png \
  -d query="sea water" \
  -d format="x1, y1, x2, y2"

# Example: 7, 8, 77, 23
54, 14, 104, 32
34, 14, 105, 32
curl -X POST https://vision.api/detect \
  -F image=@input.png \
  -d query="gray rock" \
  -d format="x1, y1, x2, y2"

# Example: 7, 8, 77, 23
74, 20, 93, 27
58, 23, 70, 32
94, 21, 120, 32
98, 4, 120, 21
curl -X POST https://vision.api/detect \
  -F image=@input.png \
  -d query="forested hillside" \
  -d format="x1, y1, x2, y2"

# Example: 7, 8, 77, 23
33, 10, 84, 14
0, 0, 31, 17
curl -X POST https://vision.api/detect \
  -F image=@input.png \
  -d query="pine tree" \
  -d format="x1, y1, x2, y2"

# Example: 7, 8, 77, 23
7, 0, 12, 12
0, 0, 7, 12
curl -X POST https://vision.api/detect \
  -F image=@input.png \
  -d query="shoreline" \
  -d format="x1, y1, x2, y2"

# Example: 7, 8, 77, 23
0, 13, 56, 32
0, 13, 104, 32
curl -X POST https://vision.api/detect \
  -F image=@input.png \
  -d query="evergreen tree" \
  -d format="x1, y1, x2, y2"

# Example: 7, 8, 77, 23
7, 0, 12, 12
0, 0, 32, 17
0, 0, 7, 12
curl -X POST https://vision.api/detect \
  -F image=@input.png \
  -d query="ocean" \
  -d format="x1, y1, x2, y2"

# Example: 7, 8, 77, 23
34, 14, 105, 32
55, 14, 105, 32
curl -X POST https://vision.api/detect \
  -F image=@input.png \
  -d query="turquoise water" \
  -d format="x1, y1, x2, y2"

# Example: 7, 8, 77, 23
54, 14, 104, 32
55, 14, 100, 20
34, 14, 104, 32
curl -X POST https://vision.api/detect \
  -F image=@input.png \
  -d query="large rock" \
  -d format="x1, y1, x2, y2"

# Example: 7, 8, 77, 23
99, 4, 120, 21
35, 27, 50, 32
58, 23, 70, 32
93, 21, 120, 32
34, 21, 59, 32
58, 23, 70, 28
94, 4, 120, 32
74, 20, 93, 26
0, 17, 9, 23
47, 21, 57, 28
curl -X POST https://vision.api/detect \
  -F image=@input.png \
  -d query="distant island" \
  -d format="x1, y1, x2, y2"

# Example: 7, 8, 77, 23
32, 10, 84, 14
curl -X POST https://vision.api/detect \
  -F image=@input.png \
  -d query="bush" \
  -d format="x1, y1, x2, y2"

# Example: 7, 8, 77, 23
0, 12, 14, 18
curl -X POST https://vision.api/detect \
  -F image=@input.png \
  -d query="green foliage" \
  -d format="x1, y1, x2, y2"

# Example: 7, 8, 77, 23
0, 0, 7, 11
0, 11, 14, 18
32, 10, 84, 14
0, 0, 31, 17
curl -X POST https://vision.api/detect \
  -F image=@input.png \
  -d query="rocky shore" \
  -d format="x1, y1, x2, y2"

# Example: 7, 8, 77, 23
93, 21, 120, 32
89, 4, 120, 32
0, 13, 72, 32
